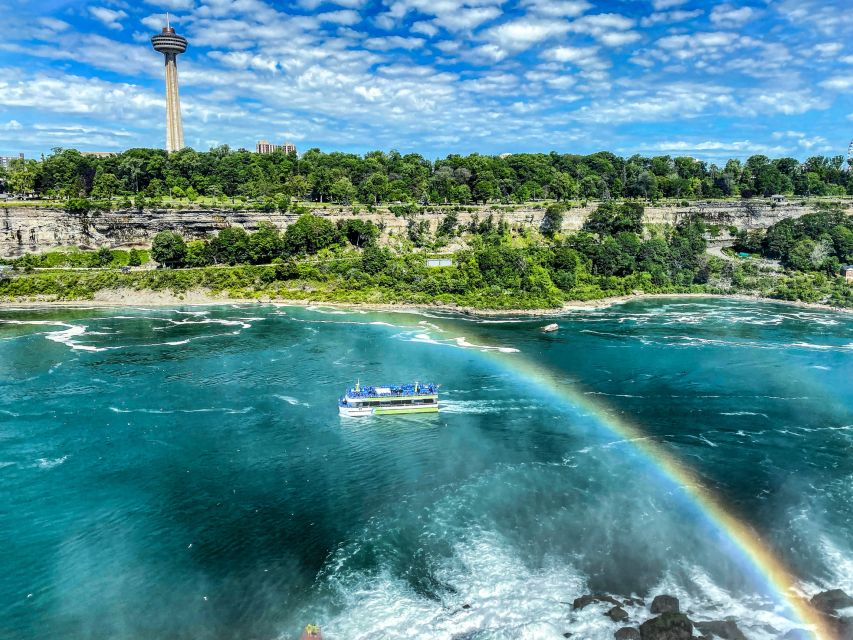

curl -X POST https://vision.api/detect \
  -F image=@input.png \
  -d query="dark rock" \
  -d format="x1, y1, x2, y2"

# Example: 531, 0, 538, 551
461, 604, 471, 610
606, 606, 630, 622
563, 633, 572, 638
694, 619, 747, 640
649, 595, 680, 614
811, 589, 853, 614
639, 613, 693, 640
623, 597, 645, 607
573, 594, 622, 610
615, 628, 641, 640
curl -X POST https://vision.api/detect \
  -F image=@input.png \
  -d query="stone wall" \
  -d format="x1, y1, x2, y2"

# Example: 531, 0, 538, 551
1, 200, 845, 258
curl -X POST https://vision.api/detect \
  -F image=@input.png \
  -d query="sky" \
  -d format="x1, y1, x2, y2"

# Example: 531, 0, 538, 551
0, 0, 850, 162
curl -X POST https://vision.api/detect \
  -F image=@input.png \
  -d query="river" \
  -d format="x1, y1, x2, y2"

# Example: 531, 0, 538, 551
0, 299, 851, 639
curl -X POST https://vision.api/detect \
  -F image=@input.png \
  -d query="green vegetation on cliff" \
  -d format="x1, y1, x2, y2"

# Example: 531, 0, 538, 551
3, 203, 851, 310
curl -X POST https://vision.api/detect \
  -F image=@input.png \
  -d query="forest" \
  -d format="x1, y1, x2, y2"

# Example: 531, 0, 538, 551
2, 146, 852, 206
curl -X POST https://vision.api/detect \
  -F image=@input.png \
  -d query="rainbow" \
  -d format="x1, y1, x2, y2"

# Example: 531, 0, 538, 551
477, 348, 834, 640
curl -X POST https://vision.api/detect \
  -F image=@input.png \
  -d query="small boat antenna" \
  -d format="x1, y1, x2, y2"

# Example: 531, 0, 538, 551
355, 378, 360, 393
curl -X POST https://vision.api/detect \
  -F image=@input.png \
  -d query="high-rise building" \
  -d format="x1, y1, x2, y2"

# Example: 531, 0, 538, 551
256, 140, 297, 155
151, 18, 188, 153
0, 153, 24, 170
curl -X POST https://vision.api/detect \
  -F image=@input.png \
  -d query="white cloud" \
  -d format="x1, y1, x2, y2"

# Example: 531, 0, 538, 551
640, 9, 703, 27
143, 0, 195, 9
569, 13, 640, 47
300, 0, 367, 8
710, 4, 756, 28
411, 20, 438, 37
819, 76, 853, 91
354, 85, 382, 101
637, 139, 789, 158
543, 45, 603, 68
651, 0, 688, 10
89, 7, 128, 31
434, 7, 502, 32
37, 17, 70, 32
317, 10, 361, 25
483, 17, 571, 53
813, 43, 843, 58
521, 0, 592, 18
363, 36, 425, 50
774, 0, 853, 36
0, 69, 161, 117
1, 120, 23, 131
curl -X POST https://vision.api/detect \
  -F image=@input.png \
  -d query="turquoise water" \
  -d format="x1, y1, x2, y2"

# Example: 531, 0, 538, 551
0, 299, 851, 639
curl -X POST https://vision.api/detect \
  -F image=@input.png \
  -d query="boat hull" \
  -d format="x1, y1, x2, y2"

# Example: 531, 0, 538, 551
339, 403, 439, 417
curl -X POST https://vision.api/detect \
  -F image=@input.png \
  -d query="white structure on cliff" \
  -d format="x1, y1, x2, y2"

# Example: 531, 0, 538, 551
151, 17, 188, 153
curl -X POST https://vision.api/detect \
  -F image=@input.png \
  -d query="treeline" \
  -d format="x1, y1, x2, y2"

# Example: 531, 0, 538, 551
2, 146, 851, 205
735, 205, 853, 273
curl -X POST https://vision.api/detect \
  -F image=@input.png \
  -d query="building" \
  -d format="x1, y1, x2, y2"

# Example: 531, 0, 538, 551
842, 265, 853, 283
151, 18, 188, 153
256, 140, 297, 155
426, 257, 453, 268
0, 153, 24, 170
80, 152, 117, 158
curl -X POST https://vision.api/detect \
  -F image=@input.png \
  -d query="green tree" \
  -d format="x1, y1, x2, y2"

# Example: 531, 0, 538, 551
583, 202, 644, 236
184, 240, 213, 267
549, 245, 581, 291
210, 227, 250, 265
248, 222, 284, 264
330, 177, 357, 204
151, 231, 187, 267
91, 171, 122, 200
541, 203, 565, 237
128, 248, 143, 266
361, 245, 389, 274
284, 214, 339, 255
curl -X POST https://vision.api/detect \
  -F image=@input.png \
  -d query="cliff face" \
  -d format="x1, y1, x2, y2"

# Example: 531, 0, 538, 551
0, 200, 836, 257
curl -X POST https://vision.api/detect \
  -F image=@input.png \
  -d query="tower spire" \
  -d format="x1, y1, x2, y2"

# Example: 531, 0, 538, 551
151, 19, 188, 152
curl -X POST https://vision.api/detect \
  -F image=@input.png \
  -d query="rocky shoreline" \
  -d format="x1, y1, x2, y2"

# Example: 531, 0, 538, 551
535, 589, 853, 640
0, 290, 851, 317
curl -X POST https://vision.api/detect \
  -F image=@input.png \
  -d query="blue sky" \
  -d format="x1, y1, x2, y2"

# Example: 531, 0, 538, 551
0, 0, 850, 161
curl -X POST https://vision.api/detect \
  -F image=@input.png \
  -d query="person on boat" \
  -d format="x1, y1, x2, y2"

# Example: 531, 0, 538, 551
301, 623, 322, 639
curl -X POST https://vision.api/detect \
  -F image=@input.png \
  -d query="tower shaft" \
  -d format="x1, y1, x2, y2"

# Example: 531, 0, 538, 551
163, 53, 184, 153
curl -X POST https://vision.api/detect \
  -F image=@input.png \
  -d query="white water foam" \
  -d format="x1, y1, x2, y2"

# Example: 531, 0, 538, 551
0, 320, 117, 352
275, 395, 310, 407
307, 526, 807, 640
35, 456, 68, 469
405, 332, 520, 353
720, 411, 769, 418
109, 406, 253, 415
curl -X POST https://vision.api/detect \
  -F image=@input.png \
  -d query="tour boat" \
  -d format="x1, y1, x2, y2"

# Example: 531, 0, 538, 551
338, 380, 439, 417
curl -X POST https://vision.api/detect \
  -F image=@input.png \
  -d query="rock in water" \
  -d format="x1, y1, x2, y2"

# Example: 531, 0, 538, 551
694, 620, 747, 640
639, 613, 693, 640
650, 595, 680, 614
615, 628, 641, 640
811, 590, 853, 614
573, 594, 622, 610
541, 323, 559, 332
606, 606, 630, 622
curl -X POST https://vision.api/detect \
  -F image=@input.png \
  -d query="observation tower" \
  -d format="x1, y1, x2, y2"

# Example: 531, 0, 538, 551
151, 17, 188, 152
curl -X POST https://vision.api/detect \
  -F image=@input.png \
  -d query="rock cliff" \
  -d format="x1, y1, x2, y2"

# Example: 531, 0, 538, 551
0, 200, 842, 257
